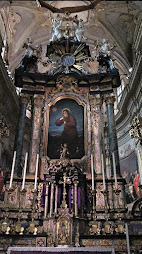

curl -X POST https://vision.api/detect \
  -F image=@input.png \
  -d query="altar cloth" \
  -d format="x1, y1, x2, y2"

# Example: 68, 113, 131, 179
7, 247, 115, 254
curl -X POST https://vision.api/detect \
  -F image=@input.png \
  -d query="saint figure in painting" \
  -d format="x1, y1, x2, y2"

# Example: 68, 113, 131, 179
55, 108, 78, 151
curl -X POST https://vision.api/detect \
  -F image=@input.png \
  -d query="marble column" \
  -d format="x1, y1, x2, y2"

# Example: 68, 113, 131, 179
105, 94, 120, 175
29, 94, 44, 174
14, 94, 30, 176
50, 182, 54, 217
91, 94, 102, 174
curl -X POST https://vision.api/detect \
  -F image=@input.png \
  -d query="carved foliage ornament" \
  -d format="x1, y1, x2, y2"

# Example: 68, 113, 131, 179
49, 76, 82, 95
129, 115, 142, 143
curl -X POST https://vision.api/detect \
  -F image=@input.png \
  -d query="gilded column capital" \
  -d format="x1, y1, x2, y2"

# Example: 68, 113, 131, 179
20, 94, 30, 104
105, 93, 115, 104
33, 94, 45, 106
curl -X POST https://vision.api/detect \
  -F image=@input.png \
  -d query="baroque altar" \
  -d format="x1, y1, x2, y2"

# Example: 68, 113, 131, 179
0, 14, 142, 253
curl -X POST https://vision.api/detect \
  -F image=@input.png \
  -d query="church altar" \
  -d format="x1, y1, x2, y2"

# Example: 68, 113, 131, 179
0, 9, 142, 254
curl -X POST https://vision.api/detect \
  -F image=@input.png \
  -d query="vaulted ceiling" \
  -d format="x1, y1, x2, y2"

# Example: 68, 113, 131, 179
0, 1, 142, 75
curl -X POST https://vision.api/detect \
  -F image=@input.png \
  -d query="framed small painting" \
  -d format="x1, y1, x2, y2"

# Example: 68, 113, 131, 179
47, 98, 85, 159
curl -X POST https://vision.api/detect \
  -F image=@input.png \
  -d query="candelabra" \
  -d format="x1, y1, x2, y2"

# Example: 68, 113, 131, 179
114, 187, 121, 209
101, 189, 109, 218
92, 189, 96, 220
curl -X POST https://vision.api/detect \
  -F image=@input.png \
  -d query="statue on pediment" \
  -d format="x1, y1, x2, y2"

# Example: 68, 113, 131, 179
50, 16, 63, 42
75, 19, 86, 42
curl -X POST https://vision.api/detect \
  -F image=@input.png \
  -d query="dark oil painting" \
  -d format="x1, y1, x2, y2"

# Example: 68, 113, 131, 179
47, 98, 84, 159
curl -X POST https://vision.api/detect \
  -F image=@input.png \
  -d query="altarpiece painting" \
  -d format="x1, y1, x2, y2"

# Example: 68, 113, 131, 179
47, 98, 85, 159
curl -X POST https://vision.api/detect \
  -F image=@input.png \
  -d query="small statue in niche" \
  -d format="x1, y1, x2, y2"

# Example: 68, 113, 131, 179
74, 19, 86, 42
60, 144, 70, 159
50, 15, 63, 42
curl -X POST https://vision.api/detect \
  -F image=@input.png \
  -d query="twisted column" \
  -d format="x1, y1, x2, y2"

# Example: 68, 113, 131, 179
105, 94, 120, 175
14, 94, 30, 176
29, 94, 44, 174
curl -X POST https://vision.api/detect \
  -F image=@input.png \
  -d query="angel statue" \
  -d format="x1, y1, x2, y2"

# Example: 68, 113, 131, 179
99, 38, 114, 57
75, 19, 86, 42
97, 38, 116, 72
23, 37, 37, 58
20, 37, 42, 72
50, 16, 63, 42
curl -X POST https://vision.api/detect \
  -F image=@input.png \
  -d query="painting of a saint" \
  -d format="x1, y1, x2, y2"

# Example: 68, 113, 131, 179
120, 150, 142, 204
47, 98, 84, 159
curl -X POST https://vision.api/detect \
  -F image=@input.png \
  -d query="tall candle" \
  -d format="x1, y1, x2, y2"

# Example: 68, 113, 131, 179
112, 152, 118, 189
101, 153, 106, 190
34, 154, 39, 190
9, 151, 16, 189
91, 154, 94, 191
22, 152, 28, 190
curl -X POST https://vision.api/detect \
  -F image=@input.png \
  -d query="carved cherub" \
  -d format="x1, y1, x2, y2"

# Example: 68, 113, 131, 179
60, 144, 69, 158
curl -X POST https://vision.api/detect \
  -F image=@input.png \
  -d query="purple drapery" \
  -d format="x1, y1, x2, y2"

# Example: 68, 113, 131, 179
58, 187, 61, 208
78, 187, 81, 210
40, 184, 46, 206
68, 187, 71, 212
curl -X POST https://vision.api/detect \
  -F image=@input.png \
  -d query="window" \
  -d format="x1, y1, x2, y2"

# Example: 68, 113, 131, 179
117, 79, 125, 103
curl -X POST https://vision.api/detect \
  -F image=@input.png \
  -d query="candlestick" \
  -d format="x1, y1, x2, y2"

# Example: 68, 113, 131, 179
112, 152, 117, 189
101, 153, 106, 190
34, 154, 39, 190
9, 151, 16, 189
125, 223, 130, 254
91, 154, 94, 191
22, 153, 28, 190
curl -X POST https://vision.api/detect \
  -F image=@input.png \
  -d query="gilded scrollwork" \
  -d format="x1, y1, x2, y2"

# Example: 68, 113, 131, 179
48, 75, 83, 96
